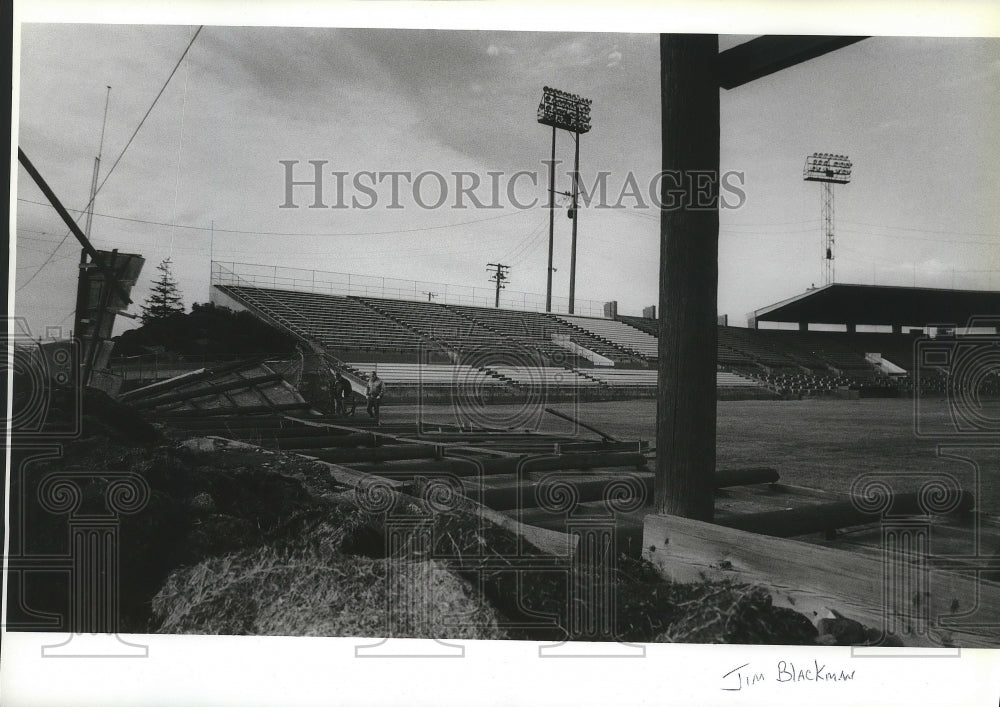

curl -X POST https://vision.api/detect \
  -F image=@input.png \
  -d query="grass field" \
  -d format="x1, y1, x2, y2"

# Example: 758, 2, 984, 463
392, 397, 1000, 514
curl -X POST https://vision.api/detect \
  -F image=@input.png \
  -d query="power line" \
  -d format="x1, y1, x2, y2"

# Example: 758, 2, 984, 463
836, 225, 999, 247
16, 196, 532, 238
16, 26, 204, 292
840, 219, 1000, 241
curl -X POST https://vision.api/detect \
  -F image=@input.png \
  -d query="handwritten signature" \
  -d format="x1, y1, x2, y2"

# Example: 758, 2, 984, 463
722, 660, 856, 691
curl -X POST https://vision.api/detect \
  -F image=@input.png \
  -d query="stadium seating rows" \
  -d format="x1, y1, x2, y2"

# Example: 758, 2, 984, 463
357, 297, 512, 356
346, 362, 509, 386
342, 362, 764, 391
217, 284, 946, 397
558, 315, 659, 359
447, 304, 642, 366
217, 286, 431, 354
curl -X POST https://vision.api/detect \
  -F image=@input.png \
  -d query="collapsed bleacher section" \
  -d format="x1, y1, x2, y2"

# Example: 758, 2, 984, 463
215, 282, 972, 400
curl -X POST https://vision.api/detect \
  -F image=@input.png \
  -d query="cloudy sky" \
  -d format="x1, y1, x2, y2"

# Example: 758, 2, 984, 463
13, 23, 1000, 335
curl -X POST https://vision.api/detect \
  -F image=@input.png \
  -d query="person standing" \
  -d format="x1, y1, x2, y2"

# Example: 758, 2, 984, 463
332, 370, 354, 416
365, 370, 385, 424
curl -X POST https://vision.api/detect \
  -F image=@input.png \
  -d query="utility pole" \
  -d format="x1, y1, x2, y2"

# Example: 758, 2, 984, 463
487, 263, 510, 308
422, 291, 438, 302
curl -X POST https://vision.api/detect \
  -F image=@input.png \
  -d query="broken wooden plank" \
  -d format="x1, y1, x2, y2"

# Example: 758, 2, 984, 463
309, 444, 440, 464
118, 356, 272, 401
718, 490, 974, 538
259, 432, 379, 450
346, 451, 647, 478
714, 467, 779, 488
132, 373, 285, 409
155, 402, 311, 418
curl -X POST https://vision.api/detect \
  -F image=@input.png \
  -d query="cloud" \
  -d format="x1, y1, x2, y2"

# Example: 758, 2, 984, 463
607, 46, 622, 68
486, 44, 516, 57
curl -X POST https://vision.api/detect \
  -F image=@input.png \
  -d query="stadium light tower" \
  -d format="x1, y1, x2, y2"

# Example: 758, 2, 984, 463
803, 152, 852, 286
537, 86, 592, 313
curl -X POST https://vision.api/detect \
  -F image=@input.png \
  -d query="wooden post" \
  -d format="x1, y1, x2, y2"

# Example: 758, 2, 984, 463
656, 34, 719, 521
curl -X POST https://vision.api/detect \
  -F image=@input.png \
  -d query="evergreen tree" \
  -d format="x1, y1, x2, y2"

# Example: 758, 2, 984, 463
140, 258, 185, 324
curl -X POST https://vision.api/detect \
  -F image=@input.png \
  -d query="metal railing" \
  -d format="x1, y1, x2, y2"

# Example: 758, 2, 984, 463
211, 261, 609, 318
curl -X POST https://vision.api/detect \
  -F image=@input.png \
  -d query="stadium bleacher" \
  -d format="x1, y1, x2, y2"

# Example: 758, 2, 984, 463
215, 281, 949, 400
487, 365, 606, 389
217, 285, 433, 356
356, 297, 533, 360
446, 304, 645, 367
558, 314, 659, 359
345, 362, 509, 388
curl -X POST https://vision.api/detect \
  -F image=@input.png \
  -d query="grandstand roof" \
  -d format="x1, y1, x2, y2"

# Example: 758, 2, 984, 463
751, 283, 1000, 328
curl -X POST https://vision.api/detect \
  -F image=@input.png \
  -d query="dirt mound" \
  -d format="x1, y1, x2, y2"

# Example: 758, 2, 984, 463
8, 435, 350, 633
10, 424, 845, 645
152, 533, 508, 639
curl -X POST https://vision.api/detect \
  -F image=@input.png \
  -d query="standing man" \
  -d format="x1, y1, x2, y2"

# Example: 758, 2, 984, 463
332, 370, 354, 417
365, 370, 385, 424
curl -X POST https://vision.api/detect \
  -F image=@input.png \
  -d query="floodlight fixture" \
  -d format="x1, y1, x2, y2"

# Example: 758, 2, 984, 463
803, 152, 853, 184
537, 86, 592, 134
803, 151, 853, 285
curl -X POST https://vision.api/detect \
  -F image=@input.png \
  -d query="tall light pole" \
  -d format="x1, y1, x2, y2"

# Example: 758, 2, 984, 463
537, 86, 592, 313
803, 152, 852, 286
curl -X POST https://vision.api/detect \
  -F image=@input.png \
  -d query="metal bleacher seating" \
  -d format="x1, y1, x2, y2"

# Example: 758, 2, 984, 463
216, 286, 431, 354
486, 365, 605, 389
446, 304, 642, 366
579, 368, 764, 389
558, 314, 659, 360
356, 297, 518, 358
346, 362, 509, 388
218, 281, 935, 398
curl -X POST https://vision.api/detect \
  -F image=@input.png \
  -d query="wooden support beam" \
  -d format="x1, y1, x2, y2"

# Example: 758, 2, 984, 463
713, 467, 779, 488
224, 426, 355, 440
260, 432, 379, 450
161, 415, 318, 431
719, 490, 974, 537
348, 451, 648, 478
657, 34, 719, 521
118, 356, 272, 401
132, 373, 284, 409
469, 473, 646, 512
717, 35, 867, 89
643, 512, 1000, 647
309, 444, 440, 464
155, 402, 311, 418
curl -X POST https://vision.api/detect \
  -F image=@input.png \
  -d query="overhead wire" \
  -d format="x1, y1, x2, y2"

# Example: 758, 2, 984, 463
15, 196, 534, 238
16, 25, 204, 292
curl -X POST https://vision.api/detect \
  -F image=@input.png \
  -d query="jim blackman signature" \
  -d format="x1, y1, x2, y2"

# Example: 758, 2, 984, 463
722, 661, 857, 691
